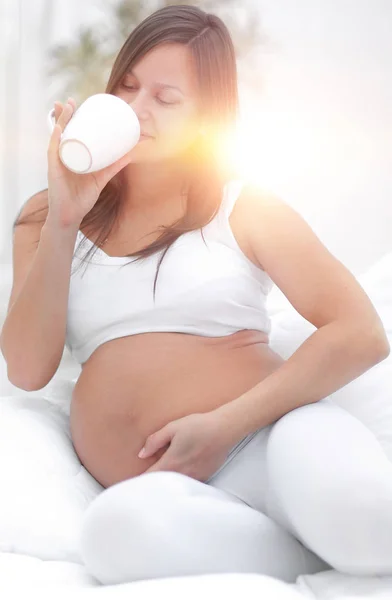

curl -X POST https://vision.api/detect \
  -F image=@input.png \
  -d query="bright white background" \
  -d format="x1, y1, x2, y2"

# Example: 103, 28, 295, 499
1, 0, 391, 394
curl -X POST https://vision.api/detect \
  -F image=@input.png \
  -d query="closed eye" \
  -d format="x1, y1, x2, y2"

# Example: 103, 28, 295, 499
121, 84, 178, 106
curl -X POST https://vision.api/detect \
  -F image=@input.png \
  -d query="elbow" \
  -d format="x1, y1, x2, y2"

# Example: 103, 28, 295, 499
9, 379, 48, 392
368, 332, 390, 363
337, 320, 390, 367
348, 315, 390, 363
6, 366, 50, 392
378, 339, 390, 359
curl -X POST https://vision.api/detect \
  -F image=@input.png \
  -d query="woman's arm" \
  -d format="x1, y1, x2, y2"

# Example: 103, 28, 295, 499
0, 194, 80, 391
214, 319, 389, 442
214, 186, 389, 442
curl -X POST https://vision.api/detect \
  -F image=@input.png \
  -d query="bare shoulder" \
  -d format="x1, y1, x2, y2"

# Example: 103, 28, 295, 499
237, 181, 304, 248
237, 180, 318, 274
236, 181, 385, 333
239, 181, 287, 210
229, 182, 288, 270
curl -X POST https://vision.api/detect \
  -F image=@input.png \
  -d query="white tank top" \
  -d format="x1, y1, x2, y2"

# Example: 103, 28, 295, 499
65, 179, 274, 365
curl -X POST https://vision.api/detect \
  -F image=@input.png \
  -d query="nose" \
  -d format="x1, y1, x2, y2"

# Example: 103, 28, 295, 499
128, 89, 150, 121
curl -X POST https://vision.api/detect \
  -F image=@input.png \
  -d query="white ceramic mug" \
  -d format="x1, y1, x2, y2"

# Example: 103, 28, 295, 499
47, 93, 141, 174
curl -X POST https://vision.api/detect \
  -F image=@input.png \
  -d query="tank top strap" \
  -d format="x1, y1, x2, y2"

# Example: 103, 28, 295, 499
220, 179, 244, 219
205, 179, 246, 253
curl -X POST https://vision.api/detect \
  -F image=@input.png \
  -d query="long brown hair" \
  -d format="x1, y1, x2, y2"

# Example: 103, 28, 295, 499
15, 5, 240, 301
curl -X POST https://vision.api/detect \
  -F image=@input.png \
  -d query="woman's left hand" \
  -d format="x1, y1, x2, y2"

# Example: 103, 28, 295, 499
138, 411, 236, 482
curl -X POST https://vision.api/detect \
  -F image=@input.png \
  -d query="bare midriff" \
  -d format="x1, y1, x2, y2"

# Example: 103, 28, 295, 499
70, 329, 285, 489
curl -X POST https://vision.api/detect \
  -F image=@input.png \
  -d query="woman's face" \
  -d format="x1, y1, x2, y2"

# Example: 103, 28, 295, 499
113, 43, 202, 163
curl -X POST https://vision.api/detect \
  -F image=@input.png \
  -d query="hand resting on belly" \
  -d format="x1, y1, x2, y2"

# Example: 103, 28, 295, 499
69, 331, 284, 488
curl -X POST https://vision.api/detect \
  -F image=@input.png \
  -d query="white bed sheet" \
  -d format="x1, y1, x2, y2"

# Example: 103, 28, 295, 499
1, 552, 392, 599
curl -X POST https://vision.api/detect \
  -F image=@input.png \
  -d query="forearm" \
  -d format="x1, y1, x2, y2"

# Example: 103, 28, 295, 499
213, 320, 389, 443
1, 216, 79, 390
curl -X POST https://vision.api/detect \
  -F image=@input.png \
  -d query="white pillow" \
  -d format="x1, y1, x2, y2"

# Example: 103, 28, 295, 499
0, 395, 103, 563
268, 251, 392, 462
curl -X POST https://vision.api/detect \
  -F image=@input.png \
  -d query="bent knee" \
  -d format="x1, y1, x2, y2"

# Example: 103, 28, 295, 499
79, 473, 187, 584
293, 483, 392, 576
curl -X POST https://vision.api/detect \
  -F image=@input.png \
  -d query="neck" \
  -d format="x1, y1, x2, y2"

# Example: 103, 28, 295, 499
121, 159, 189, 212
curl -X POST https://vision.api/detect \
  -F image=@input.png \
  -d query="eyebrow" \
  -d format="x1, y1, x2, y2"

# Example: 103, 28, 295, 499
126, 69, 184, 94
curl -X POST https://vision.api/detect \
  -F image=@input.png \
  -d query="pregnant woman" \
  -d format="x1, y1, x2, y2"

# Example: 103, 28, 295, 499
2, 4, 391, 587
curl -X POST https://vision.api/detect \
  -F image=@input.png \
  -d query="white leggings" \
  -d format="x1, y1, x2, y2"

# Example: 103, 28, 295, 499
79, 398, 392, 585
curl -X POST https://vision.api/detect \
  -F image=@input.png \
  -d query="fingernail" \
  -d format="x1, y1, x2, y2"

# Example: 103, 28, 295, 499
138, 447, 146, 458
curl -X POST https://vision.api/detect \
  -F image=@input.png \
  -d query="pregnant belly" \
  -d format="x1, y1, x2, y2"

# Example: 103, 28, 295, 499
70, 330, 284, 488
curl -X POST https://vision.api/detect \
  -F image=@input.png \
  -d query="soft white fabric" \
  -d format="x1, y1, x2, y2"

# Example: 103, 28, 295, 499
0, 251, 391, 598
1, 552, 392, 600
0, 395, 102, 563
66, 179, 273, 365
79, 398, 392, 585
0, 557, 305, 600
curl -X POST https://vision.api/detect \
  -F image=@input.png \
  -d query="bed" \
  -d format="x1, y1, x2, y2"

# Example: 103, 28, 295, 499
0, 251, 391, 599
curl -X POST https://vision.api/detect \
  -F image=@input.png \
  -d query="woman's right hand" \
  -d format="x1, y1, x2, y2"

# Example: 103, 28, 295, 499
47, 97, 134, 228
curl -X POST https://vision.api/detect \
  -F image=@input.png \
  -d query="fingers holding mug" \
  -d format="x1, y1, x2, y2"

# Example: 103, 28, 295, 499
56, 101, 74, 133
53, 101, 62, 123
48, 106, 62, 158
48, 100, 73, 160
67, 96, 77, 111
